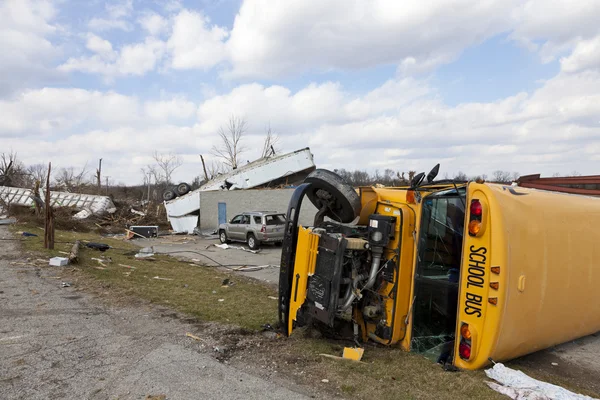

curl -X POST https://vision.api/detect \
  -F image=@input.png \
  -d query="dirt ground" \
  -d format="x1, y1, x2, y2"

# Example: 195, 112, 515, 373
0, 226, 323, 400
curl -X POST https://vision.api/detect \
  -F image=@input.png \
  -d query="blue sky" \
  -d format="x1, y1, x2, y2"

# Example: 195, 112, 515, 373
1, 0, 599, 185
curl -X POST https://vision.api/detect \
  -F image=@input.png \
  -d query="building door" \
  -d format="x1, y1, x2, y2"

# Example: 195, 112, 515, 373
218, 202, 227, 226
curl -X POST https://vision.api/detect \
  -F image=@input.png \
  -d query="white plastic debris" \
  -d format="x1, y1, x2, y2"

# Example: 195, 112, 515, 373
485, 363, 597, 400
49, 257, 69, 267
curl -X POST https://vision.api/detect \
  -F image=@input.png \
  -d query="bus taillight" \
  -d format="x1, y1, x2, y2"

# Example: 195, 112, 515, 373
470, 200, 482, 216
459, 342, 471, 359
459, 323, 472, 360
460, 323, 471, 340
468, 199, 483, 237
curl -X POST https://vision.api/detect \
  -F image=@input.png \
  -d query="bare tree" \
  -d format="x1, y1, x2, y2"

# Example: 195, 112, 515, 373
260, 124, 281, 158
54, 165, 90, 192
153, 151, 182, 185
212, 116, 247, 169
454, 171, 468, 181
206, 160, 225, 180
27, 164, 49, 187
0, 151, 18, 186
491, 170, 517, 183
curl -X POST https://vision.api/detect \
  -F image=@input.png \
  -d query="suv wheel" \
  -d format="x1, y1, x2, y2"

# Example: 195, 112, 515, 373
219, 230, 229, 244
247, 233, 260, 250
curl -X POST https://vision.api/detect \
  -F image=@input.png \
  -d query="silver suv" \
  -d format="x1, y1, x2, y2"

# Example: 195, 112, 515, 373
218, 211, 286, 250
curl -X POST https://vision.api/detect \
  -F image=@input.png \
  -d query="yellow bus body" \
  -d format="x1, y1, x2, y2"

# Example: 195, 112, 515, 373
282, 179, 600, 370
455, 183, 600, 369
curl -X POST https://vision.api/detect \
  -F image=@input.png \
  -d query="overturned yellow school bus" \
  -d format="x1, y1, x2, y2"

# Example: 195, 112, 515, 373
278, 168, 600, 370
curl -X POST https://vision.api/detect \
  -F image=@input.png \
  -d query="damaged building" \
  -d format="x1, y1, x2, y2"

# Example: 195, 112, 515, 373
164, 148, 318, 233
0, 186, 117, 219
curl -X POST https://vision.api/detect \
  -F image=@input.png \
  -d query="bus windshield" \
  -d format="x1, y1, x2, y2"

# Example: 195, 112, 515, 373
411, 188, 466, 362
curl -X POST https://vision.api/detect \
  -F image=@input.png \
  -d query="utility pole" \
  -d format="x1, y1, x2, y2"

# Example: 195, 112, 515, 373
200, 155, 209, 181
96, 158, 102, 192
105, 176, 110, 195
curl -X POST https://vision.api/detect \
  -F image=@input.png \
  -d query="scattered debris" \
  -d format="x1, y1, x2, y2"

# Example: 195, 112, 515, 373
22, 232, 38, 237
145, 395, 166, 400
68, 241, 80, 264
86, 242, 110, 252
152, 276, 173, 281
128, 225, 158, 238
185, 332, 203, 341
119, 264, 136, 269
0, 217, 16, 225
91, 258, 108, 267
321, 379, 329, 383
221, 278, 233, 287
267, 296, 277, 300
485, 363, 594, 400
552, 362, 559, 366
61, 282, 71, 288
49, 257, 69, 267
342, 347, 364, 362
212, 243, 261, 254
94, 266, 106, 270
218, 298, 225, 302
0, 186, 117, 219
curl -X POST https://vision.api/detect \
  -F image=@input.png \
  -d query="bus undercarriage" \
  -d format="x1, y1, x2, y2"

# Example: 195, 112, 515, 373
278, 168, 467, 366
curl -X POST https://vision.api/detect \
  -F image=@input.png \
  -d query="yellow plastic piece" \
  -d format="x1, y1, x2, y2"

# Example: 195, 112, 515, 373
342, 347, 364, 361
288, 227, 319, 335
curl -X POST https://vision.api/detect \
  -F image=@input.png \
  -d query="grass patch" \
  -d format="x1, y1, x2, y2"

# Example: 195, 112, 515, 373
278, 335, 504, 400
12, 223, 277, 330
8, 223, 508, 399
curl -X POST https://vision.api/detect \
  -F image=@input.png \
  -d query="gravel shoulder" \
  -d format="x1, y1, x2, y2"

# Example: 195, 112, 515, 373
0, 226, 315, 400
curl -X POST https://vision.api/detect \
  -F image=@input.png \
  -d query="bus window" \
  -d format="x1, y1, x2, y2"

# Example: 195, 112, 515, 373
411, 189, 465, 363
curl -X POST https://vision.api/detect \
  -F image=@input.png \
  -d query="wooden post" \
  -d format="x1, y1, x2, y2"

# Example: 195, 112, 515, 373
44, 162, 54, 250
200, 155, 209, 181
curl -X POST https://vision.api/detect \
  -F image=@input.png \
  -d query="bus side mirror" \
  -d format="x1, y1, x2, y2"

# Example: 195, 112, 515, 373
427, 163, 440, 183
411, 172, 425, 188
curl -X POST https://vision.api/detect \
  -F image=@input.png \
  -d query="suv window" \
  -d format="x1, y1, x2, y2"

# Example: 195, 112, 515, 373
230, 215, 243, 224
253, 216, 261, 224
241, 215, 250, 224
265, 214, 286, 225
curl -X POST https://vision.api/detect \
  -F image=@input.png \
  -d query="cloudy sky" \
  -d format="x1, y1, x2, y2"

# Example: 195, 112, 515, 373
2, 0, 599, 185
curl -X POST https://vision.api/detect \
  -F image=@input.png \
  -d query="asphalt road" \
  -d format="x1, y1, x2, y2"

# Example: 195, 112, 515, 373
132, 234, 282, 284
0, 226, 311, 400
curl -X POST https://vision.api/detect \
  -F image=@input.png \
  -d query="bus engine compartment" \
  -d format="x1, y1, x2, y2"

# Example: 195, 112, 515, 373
292, 214, 399, 344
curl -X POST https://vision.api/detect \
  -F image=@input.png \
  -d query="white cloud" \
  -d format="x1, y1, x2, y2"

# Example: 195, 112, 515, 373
88, 0, 134, 32
144, 97, 196, 121
0, 0, 59, 96
3, 66, 600, 183
510, 0, 600, 62
167, 10, 228, 70
138, 11, 169, 36
560, 35, 600, 73
86, 33, 116, 59
118, 38, 166, 75
59, 37, 165, 79
224, 0, 519, 78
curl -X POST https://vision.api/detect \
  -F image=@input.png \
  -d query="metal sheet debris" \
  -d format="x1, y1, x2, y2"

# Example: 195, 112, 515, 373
0, 186, 117, 218
485, 363, 597, 400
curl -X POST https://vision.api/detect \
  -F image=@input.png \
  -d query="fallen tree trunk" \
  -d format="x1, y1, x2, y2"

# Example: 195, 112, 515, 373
69, 240, 80, 264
